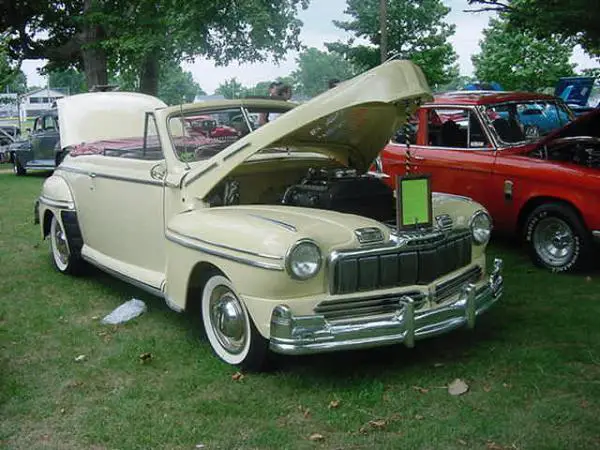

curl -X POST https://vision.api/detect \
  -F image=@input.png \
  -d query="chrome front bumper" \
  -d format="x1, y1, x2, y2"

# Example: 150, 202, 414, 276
269, 258, 504, 355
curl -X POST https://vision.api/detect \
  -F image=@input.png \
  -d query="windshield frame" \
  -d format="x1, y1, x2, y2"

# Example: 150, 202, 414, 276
477, 99, 575, 147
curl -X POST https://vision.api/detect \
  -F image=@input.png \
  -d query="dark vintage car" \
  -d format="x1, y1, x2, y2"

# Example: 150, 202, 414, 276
12, 110, 64, 175
379, 91, 600, 273
0, 124, 21, 162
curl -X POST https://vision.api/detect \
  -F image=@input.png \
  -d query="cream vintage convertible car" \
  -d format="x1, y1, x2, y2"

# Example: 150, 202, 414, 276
35, 60, 504, 370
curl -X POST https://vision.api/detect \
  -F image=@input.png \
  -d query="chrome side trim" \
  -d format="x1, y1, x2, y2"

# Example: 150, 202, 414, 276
183, 162, 217, 187
58, 165, 163, 186
166, 227, 283, 260
593, 230, 600, 243
39, 195, 75, 210
247, 214, 297, 232
81, 254, 165, 298
166, 229, 284, 271
92, 172, 163, 186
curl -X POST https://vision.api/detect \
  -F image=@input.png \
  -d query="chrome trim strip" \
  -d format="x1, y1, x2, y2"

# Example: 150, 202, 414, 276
166, 227, 283, 260
593, 230, 600, 242
81, 254, 165, 298
92, 172, 163, 186
39, 195, 75, 210
183, 162, 217, 187
224, 142, 251, 161
166, 230, 284, 271
58, 165, 163, 186
247, 214, 297, 232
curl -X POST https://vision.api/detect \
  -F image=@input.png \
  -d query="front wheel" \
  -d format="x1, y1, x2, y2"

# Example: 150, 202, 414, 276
13, 157, 26, 176
524, 202, 592, 272
201, 274, 269, 371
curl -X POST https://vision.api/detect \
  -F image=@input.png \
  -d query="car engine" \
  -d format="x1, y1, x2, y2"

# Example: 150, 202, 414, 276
281, 167, 395, 222
539, 137, 600, 169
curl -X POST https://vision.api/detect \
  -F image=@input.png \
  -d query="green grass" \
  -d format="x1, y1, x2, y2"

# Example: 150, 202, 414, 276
1, 172, 599, 450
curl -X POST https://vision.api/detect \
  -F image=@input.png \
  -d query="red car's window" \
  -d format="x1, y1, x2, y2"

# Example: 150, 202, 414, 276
426, 108, 489, 149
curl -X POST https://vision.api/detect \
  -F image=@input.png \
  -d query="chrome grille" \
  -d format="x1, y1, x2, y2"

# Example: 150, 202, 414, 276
436, 214, 453, 232
314, 291, 427, 321
329, 231, 472, 295
434, 265, 482, 303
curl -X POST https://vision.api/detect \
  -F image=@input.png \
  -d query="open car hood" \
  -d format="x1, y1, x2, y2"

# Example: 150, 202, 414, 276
57, 92, 167, 149
182, 60, 432, 195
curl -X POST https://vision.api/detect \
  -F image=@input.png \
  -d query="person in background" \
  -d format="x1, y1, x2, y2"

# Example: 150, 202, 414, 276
259, 83, 292, 125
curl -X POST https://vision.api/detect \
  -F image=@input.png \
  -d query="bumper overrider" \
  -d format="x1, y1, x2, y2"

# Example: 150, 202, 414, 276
269, 258, 504, 355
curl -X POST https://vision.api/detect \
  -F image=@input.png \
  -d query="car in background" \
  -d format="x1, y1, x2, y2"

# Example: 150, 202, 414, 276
0, 124, 21, 163
35, 61, 504, 370
555, 76, 599, 117
379, 90, 600, 273
12, 110, 63, 175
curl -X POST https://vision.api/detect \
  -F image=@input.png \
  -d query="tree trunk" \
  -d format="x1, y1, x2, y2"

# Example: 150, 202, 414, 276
81, 0, 108, 90
139, 56, 160, 96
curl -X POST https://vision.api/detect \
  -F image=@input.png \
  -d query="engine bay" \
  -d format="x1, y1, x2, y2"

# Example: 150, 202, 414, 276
207, 164, 396, 223
532, 136, 600, 168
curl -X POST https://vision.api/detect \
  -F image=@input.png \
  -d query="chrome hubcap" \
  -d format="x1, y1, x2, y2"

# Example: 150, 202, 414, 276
209, 286, 247, 354
533, 217, 575, 267
53, 221, 70, 265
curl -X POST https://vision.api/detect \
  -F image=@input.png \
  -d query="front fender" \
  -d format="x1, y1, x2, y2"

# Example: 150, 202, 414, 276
38, 175, 75, 239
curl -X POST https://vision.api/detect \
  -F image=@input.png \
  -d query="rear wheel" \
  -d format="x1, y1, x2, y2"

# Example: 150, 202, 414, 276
201, 274, 269, 371
524, 202, 592, 272
50, 214, 84, 274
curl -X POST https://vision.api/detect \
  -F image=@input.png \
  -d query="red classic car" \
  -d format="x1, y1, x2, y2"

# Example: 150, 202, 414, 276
379, 91, 600, 273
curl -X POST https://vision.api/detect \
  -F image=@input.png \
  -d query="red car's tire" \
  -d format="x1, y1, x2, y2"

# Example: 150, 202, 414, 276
524, 202, 592, 273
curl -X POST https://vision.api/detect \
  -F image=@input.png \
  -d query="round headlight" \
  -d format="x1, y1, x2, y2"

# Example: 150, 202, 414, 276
286, 240, 322, 280
470, 210, 492, 245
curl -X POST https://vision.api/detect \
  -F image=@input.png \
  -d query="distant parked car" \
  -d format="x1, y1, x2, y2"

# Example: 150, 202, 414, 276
0, 125, 21, 163
12, 110, 63, 175
379, 90, 600, 273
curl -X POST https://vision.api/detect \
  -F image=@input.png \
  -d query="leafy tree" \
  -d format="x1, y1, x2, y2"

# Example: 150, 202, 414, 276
158, 65, 205, 105
326, 0, 459, 87
0, 38, 25, 93
1, 0, 309, 96
48, 68, 87, 94
215, 78, 245, 99
467, 0, 600, 57
291, 47, 357, 97
472, 17, 575, 91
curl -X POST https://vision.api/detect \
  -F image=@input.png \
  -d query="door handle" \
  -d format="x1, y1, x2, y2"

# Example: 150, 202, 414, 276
89, 172, 96, 178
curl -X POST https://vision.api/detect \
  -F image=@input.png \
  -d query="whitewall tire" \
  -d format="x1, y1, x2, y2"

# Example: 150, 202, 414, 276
49, 214, 84, 274
201, 274, 269, 370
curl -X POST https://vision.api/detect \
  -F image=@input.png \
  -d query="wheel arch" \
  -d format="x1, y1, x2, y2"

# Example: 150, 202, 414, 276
184, 261, 226, 312
517, 196, 587, 236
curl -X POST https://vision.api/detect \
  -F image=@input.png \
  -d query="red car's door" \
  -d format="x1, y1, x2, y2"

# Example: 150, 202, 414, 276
393, 106, 497, 208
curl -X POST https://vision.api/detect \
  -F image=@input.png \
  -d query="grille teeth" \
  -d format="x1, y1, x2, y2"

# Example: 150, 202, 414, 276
436, 214, 453, 232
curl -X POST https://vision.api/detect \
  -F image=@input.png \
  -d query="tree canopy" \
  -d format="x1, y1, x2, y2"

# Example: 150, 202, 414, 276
1, 0, 309, 95
48, 68, 87, 94
472, 17, 575, 91
326, 0, 458, 87
467, 0, 600, 58
215, 78, 245, 99
291, 47, 357, 97
157, 65, 205, 105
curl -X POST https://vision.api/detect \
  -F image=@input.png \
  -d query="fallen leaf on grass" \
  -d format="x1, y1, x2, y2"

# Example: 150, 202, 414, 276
368, 419, 387, 429
303, 408, 311, 419
448, 378, 469, 396
483, 385, 492, 393
60, 408, 66, 414
581, 400, 589, 409
503, 383, 511, 389
414, 414, 424, 420
74, 354, 86, 362
486, 442, 508, 450
231, 372, 245, 381
308, 433, 324, 441
458, 439, 467, 446
328, 399, 341, 409
412, 385, 429, 394
139, 352, 153, 363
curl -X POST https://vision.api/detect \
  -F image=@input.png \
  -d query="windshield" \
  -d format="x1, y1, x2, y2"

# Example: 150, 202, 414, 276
479, 100, 573, 144
167, 105, 292, 162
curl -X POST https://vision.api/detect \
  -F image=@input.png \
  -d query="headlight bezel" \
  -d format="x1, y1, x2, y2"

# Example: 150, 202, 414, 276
469, 210, 493, 245
285, 239, 322, 280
